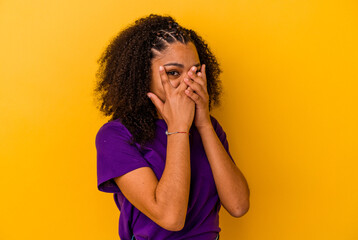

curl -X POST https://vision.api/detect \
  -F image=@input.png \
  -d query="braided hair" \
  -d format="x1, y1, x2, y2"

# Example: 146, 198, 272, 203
94, 14, 222, 146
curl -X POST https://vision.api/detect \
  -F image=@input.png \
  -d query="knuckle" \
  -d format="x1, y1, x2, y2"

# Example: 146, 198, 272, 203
161, 76, 168, 82
160, 71, 168, 79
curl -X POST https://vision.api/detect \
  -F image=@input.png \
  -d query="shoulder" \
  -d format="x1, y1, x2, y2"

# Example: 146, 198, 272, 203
209, 115, 219, 127
209, 115, 224, 133
209, 115, 230, 144
95, 118, 133, 145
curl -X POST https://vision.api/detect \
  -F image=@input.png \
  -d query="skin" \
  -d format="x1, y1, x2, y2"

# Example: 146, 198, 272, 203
114, 41, 250, 232
149, 41, 200, 127
150, 41, 250, 217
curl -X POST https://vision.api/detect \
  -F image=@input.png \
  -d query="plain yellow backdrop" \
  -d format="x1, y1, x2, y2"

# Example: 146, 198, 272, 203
1, 0, 357, 239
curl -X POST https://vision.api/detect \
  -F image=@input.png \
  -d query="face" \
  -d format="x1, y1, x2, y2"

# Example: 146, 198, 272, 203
150, 41, 201, 103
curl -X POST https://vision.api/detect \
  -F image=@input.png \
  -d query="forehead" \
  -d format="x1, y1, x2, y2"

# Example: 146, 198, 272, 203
151, 42, 200, 64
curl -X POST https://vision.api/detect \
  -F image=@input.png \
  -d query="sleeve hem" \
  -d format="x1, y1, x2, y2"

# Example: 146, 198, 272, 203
97, 162, 151, 193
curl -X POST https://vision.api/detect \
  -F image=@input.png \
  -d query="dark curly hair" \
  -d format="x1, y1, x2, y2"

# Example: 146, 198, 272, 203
94, 14, 223, 146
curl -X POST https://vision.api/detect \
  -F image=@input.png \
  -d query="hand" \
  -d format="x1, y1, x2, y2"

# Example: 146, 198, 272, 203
183, 64, 212, 130
147, 66, 195, 132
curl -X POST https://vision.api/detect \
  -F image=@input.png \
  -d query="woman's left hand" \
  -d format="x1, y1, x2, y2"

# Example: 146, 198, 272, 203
184, 64, 212, 130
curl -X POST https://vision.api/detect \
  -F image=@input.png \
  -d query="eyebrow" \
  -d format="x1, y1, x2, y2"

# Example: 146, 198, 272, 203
163, 62, 201, 68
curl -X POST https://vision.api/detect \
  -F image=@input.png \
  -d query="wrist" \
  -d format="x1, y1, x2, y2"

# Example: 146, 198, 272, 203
196, 123, 214, 133
167, 124, 191, 133
165, 130, 190, 136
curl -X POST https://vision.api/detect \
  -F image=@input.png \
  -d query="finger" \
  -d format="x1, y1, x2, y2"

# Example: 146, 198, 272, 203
198, 64, 207, 89
196, 71, 206, 88
188, 66, 205, 86
184, 77, 207, 99
186, 86, 197, 95
201, 64, 207, 81
147, 92, 164, 114
177, 78, 189, 92
185, 87, 201, 104
158, 66, 173, 95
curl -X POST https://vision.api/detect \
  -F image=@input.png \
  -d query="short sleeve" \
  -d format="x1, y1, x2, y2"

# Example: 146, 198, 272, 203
95, 121, 150, 193
210, 115, 236, 165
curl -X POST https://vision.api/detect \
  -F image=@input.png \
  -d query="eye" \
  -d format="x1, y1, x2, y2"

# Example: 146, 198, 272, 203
167, 71, 180, 76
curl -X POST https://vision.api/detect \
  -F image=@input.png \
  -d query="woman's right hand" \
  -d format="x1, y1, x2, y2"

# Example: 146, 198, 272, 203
147, 65, 195, 132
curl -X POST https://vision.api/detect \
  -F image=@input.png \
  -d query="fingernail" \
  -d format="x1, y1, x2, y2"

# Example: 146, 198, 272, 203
147, 93, 151, 98
191, 66, 196, 71
159, 66, 164, 71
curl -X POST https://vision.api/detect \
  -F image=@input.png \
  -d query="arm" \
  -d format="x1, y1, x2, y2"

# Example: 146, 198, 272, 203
183, 64, 250, 217
114, 129, 190, 231
197, 124, 250, 217
114, 65, 195, 231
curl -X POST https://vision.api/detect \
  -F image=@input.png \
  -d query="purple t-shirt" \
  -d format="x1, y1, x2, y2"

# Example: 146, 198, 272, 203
96, 115, 235, 240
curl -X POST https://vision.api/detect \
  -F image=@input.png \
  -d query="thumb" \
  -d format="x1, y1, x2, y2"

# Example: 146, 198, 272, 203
147, 92, 163, 112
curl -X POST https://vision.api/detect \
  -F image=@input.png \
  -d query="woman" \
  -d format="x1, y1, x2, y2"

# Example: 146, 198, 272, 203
94, 14, 250, 240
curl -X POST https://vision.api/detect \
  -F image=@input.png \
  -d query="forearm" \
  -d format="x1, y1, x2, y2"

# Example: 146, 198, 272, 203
155, 131, 191, 229
198, 124, 250, 217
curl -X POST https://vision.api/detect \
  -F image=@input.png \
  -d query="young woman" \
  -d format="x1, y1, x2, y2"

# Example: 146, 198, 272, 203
94, 14, 250, 240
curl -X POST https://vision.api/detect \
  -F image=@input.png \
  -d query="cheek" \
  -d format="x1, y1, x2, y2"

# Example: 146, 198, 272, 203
150, 76, 166, 100
150, 71, 159, 91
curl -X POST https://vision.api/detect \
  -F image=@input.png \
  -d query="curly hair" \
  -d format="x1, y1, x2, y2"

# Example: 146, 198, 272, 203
94, 14, 223, 146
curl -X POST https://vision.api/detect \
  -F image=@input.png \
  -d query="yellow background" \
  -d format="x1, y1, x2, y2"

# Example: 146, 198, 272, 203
1, 0, 357, 239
